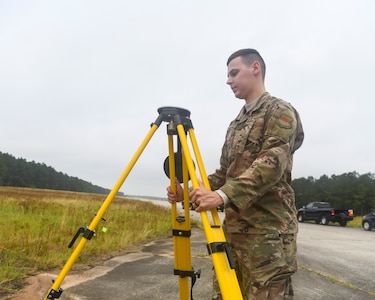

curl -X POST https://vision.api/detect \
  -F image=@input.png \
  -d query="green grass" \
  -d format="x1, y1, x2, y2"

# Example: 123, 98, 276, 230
347, 216, 362, 228
0, 187, 174, 297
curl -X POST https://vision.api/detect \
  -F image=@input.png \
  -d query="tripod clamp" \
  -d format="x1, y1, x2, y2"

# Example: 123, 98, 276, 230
68, 227, 95, 248
174, 268, 201, 300
68, 216, 106, 248
207, 242, 236, 269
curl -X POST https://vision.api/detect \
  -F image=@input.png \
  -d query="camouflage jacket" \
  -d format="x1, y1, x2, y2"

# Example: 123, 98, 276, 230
208, 92, 304, 234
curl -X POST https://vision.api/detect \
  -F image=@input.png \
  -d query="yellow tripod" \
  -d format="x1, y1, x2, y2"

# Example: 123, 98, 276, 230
44, 107, 243, 300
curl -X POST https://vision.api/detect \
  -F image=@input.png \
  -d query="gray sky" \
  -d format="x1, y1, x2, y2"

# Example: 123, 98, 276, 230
1, 1, 374, 197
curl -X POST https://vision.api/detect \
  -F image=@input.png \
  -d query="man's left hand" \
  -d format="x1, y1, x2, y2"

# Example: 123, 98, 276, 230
189, 181, 224, 212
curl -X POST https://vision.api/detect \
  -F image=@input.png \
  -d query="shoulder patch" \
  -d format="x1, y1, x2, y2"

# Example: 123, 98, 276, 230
276, 113, 293, 129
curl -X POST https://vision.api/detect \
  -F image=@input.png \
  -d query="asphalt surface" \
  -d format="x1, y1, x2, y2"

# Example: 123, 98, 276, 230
51, 225, 374, 300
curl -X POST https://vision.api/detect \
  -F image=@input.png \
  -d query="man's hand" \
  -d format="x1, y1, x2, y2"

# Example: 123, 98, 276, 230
166, 178, 184, 204
189, 181, 224, 212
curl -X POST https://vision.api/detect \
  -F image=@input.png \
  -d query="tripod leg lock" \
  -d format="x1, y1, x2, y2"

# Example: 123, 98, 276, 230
207, 242, 236, 269
176, 215, 185, 223
46, 287, 63, 299
174, 268, 201, 299
68, 227, 96, 248
172, 229, 191, 237
83, 228, 96, 240
173, 268, 200, 279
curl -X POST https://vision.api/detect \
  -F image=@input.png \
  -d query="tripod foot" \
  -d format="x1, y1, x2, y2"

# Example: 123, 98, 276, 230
46, 287, 63, 299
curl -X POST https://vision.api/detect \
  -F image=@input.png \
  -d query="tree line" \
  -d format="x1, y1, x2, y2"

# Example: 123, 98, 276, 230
1, 152, 374, 214
292, 172, 375, 215
0, 151, 114, 195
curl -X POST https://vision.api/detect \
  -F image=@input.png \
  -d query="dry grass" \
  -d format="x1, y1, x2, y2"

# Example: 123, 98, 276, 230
0, 187, 172, 296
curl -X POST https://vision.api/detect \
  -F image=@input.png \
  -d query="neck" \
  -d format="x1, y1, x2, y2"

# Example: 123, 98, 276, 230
245, 87, 266, 104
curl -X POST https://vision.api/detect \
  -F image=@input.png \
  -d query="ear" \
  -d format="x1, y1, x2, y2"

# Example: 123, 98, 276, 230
252, 61, 261, 75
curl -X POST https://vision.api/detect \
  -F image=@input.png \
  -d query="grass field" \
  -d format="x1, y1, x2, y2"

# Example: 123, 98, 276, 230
0, 187, 173, 297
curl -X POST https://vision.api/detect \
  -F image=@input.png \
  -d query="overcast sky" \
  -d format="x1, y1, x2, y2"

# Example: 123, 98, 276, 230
1, 1, 374, 197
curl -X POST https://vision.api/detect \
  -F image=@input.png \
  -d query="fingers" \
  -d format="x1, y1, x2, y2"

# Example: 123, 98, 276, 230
167, 190, 179, 204
190, 186, 220, 212
166, 178, 184, 204
189, 185, 201, 202
190, 187, 202, 211
193, 199, 203, 212
167, 178, 209, 209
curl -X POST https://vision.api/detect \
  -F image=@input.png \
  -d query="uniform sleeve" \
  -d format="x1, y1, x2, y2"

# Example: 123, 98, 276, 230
219, 104, 298, 210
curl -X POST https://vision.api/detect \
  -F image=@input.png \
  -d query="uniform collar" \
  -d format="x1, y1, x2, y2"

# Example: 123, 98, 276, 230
244, 92, 269, 113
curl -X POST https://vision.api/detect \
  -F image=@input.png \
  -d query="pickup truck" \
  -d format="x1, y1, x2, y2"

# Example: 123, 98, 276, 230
297, 202, 354, 227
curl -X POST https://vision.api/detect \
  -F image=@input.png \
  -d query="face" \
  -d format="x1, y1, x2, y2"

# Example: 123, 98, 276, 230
226, 56, 256, 100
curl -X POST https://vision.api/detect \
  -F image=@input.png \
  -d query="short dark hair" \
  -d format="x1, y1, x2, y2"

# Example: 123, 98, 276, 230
227, 48, 266, 80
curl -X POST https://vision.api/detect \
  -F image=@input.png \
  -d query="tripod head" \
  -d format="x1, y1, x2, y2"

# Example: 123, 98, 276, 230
157, 106, 190, 118
154, 106, 192, 130
158, 107, 195, 182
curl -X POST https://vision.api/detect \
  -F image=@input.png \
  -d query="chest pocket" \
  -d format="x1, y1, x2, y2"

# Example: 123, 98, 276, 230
226, 111, 266, 162
226, 118, 255, 160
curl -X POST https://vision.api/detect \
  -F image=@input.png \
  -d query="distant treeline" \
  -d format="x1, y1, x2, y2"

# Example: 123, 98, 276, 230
1, 152, 374, 214
292, 172, 375, 215
0, 151, 118, 195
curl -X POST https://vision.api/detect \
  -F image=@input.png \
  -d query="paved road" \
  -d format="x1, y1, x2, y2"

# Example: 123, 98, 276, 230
57, 220, 375, 300
13, 200, 375, 300
297, 222, 375, 295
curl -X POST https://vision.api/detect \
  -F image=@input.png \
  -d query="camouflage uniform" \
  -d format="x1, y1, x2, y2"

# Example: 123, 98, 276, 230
208, 92, 304, 299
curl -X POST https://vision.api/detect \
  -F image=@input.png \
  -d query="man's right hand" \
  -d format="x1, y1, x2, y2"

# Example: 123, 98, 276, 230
166, 178, 184, 204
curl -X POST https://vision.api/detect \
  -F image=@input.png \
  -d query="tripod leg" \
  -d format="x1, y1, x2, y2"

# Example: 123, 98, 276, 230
168, 135, 192, 300
188, 128, 222, 226
43, 124, 160, 300
175, 124, 243, 300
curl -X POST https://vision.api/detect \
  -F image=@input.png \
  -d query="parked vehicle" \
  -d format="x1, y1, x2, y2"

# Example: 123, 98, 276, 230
297, 202, 354, 227
362, 211, 375, 231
